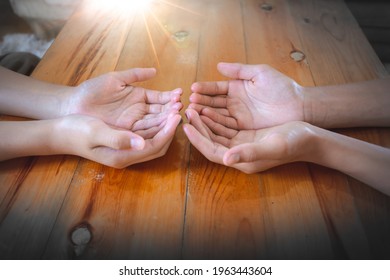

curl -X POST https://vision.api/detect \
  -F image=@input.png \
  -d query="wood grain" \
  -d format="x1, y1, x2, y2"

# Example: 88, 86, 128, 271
0, 0, 132, 259
182, 0, 267, 259
288, 0, 390, 259
243, 0, 334, 259
0, 0, 389, 260
43, 0, 199, 259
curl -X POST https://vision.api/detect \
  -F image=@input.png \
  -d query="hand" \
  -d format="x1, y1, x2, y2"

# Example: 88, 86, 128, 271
54, 113, 182, 168
189, 63, 304, 130
65, 68, 183, 132
183, 109, 314, 174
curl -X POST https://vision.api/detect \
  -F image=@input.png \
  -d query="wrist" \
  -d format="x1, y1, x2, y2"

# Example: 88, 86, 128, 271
31, 119, 63, 156
58, 86, 78, 117
0, 120, 59, 161
291, 122, 320, 163
301, 86, 317, 126
304, 125, 367, 173
51, 116, 80, 155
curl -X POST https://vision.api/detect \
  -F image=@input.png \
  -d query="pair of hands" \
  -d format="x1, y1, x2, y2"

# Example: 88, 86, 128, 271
61, 63, 310, 170
183, 62, 314, 174
58, 68, 182, 168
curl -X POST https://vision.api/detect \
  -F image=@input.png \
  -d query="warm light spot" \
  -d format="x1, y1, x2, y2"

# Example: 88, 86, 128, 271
84, 0, 200, 66
124, 0, 153, 11
91, 0, 153, 12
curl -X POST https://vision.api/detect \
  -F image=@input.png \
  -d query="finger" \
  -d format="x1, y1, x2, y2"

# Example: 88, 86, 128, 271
217, 62, 262, 81
144, 88, 183, 104
224, 159, 273, 174
132, 101, 182, 131
183, 123, 227, 165
197, 116, 233, 147
102, 115, 180, 167
191, 81, 229, 95
121, 114, 181, 162
201, 107, 239, 130
133, 125, 163, 140
96, 125, 145, 151
145, 100, 182, 114
132, 114, 167, 131
223, 142, 283, 166
185, 109, 210, 138
149, 114, 182, 147
200, 115, 238, 139
185, 109, 232, 147
189, 93, 227, 108
188, 103, 230, 116
116, 68, 157, 85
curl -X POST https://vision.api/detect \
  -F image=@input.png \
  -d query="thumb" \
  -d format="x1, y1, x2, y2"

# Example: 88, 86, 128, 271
97, 126, 145, 151
223, 142, 276, 166
217, 62, 260, 81
118, 68, 157, 85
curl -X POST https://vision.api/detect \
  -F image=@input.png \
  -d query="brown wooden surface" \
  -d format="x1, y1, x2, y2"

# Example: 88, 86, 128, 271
0, 0, 389, 260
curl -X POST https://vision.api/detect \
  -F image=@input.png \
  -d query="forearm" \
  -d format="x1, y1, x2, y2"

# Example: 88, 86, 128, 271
0, 66, 72, 119
0, 120, 58, 161
305, 125, 390, 196
303, 76, 390, 128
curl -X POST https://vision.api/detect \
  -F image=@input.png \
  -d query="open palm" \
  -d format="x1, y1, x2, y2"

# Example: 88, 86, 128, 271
56, 113, 182, 168
184, 108, 312, 173
67, 68, 182, 132
189, 63, 304, 130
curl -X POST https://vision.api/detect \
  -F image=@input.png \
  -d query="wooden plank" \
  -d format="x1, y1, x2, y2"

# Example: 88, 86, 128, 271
1, 0, 387, 260
0, 156, 78, 259
0, 1, 132, 259
288, 0, 390, 258
243, 0, 314, 83
240, 0, 334, 259
182, 0, 260, 259
43, 0, 202, 259
183, 0, 332, 259
43, 156, 188, 259
185, 159, 268, 259
341, 129, 390, 258
288, 0, 387, 84
33, 0, 133, 84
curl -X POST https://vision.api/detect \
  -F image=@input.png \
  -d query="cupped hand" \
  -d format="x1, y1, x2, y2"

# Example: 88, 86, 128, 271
55, 113, 182, 168
65, 68, 183, 131
183, 109, 315, 174
189, 63, 304, 130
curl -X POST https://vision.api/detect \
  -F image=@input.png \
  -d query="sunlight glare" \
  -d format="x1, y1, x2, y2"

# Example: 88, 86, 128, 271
92, 0, 153, 12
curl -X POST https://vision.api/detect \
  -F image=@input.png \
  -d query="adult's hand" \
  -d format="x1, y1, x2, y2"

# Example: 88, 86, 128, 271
66, 68, 183, 132
54, 113, 182, 168
183, 108, 312, 174
189, 63, 304, 130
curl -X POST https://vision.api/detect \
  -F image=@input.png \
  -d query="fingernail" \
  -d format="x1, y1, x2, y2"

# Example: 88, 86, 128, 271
173, 102, 182, 110
173, 88, 182, 94
185, 110, 190, 121
172, 95, 180, 102
227, 153, 240, 165
131, 138, 144, 150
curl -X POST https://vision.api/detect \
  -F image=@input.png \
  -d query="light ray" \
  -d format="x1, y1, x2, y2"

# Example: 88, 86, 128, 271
142, 12, 161, 67
149, 10, 174, 40
87, 0, 201, 66
91, 0, 153, 12
157, 0, 201, 16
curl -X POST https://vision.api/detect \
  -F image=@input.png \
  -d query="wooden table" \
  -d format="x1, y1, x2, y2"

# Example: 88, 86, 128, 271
1, 0, 389, 260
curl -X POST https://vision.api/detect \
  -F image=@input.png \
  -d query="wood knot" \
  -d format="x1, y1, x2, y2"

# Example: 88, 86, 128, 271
303, 17, 310, 23
290, 50, 305, 62
260, 3, 273, 11
173, 30, 189, 42
71, 225, 92, 246
70, 224, 92, 257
